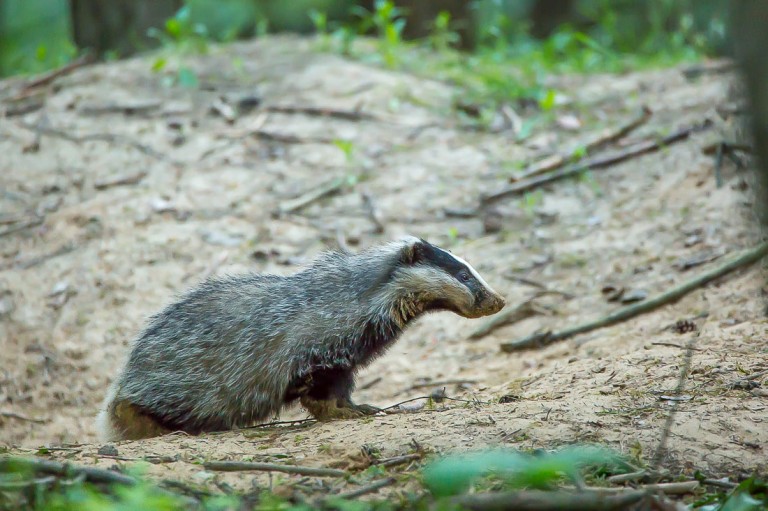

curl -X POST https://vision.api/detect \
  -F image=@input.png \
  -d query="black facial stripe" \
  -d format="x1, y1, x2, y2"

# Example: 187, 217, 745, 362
418, 241, 470, 278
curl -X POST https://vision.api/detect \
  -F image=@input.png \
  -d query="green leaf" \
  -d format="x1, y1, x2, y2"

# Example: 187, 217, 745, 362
538, 89, 556, 111
177, 67, 199, 88
151, 58, 167, 72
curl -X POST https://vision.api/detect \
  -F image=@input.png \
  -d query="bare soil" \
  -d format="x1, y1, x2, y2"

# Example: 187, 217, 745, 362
0, 36, 765, 497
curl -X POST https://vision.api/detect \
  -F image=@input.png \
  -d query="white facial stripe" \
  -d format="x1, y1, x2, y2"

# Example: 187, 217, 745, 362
437, 247, 494, 292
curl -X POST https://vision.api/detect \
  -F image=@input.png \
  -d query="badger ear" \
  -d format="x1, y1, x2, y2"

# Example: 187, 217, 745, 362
400, 236, 427, 265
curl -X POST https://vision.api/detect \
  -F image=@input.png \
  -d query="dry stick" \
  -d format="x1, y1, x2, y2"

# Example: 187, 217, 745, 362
514, 106, 652, 182
361, 192, 385, 233
586, 481, 699, 495
403, 379, 477, 392
0, 457, 136, 486
275, 176, 347, 216
455, 489, 647, 511
372, 454, 421, 468
17, 53, 95, 94
483, 121, 712, 207
94, 171, 148, 190
263, 105, 376, 122
501, 241, 768, 352
470, 294, 550, 340
0, 410, 46, 424
0, 476, 57, 490
203, 461, 347, 478
17, 122, 171, 163
334, 477, 397, 499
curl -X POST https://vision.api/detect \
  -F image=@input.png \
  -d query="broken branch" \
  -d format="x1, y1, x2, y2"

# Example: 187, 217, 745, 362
515, 106, 652, 182
501, 240, 768, 352
0, 457, 136, 486
455, 489, 646, 511
203, 460, 347, 478
274, 176, 348, 216
483, 121, 712, 206
334, 477, 396, 499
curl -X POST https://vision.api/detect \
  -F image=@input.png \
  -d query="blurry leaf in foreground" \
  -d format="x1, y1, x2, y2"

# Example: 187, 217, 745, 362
422, 445, 626, 497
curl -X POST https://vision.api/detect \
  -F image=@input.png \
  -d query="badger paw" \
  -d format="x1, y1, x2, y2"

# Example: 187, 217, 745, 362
301, 396, 381, 421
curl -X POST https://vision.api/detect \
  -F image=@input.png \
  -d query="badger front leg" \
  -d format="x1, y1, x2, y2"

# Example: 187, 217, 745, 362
300, 368, 381, 421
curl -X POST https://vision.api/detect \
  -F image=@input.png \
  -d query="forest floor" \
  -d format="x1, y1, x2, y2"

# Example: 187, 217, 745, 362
0, 36, 766, 504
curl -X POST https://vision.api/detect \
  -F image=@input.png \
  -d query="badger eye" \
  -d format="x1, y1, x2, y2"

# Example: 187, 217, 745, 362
458, 271, 470, 282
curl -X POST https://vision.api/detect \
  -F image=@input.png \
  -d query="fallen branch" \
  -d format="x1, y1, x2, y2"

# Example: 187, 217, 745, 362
455, 489, 646, 511
515, 106, 652, 182
587, 481, 699, 495
0, 456, 136, 486
274, 176, 348, 216
94, 171, 147, 190
264, 105, 376, 121
501, 240, 768, 352
361, 192, 385, 234
16, 53, 95, 95
372, 454, 421, 468
483, 121, 712, 206
0, 411, 46, 424
18, 122, 171, 163
0, 216, 43, 238
202, 460, 347, 478
334, 477, 396, 499
469, 294, 551, 340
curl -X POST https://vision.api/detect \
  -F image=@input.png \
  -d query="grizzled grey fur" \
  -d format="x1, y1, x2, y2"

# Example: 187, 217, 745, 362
97, 236, 505, 440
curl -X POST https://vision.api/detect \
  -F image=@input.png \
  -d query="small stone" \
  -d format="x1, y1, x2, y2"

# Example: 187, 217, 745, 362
97, 444, 118, 456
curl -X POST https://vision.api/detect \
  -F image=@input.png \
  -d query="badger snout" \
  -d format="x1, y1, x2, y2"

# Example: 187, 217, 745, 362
481, 291, 505, 316
462, 291, 505, 318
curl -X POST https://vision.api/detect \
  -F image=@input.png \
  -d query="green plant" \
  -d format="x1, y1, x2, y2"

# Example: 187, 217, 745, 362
147, 5, 210, 54
422, 445, 628, 498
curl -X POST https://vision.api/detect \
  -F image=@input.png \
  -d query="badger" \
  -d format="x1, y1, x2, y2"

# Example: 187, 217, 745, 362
97, 236, 505, 441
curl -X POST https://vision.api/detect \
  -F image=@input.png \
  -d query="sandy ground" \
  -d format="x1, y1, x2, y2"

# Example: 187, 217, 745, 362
0, 36, 765, 497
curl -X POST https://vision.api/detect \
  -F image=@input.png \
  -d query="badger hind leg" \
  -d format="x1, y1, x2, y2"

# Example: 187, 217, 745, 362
298, 368, 381, 421
97, 387, 171, 441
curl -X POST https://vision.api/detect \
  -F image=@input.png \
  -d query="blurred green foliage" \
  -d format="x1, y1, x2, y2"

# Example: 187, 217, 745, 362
0, 0, 729, 78
0, 0, 75, 76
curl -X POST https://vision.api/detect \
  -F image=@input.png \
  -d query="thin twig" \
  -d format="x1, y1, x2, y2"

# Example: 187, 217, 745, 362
18, 53, 95, 94
0, 411, 46, 424
334, 477, 396, 499
359, 377, 382, 391
263, 105, 376, 121
372, 454, 421, 468
455, 489, 647, 511
650, 342, 703, 351
202, 461, 347, 478
0, 476, 57, 490
274, 176, 348, 216
0, 217, 43, 238
0, 457, 136, 486
94, 171, 147, 190
587, 481, 699, 495
514, 106, 652, 182
17, 122, 171, 163
501, 241, 768, 352
483, 121, 712, 206
701, 478, 738, 489
361, 192, 385, 234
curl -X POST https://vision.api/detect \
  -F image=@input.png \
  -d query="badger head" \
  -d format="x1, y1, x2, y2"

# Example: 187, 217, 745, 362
386, 236, 506, 320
